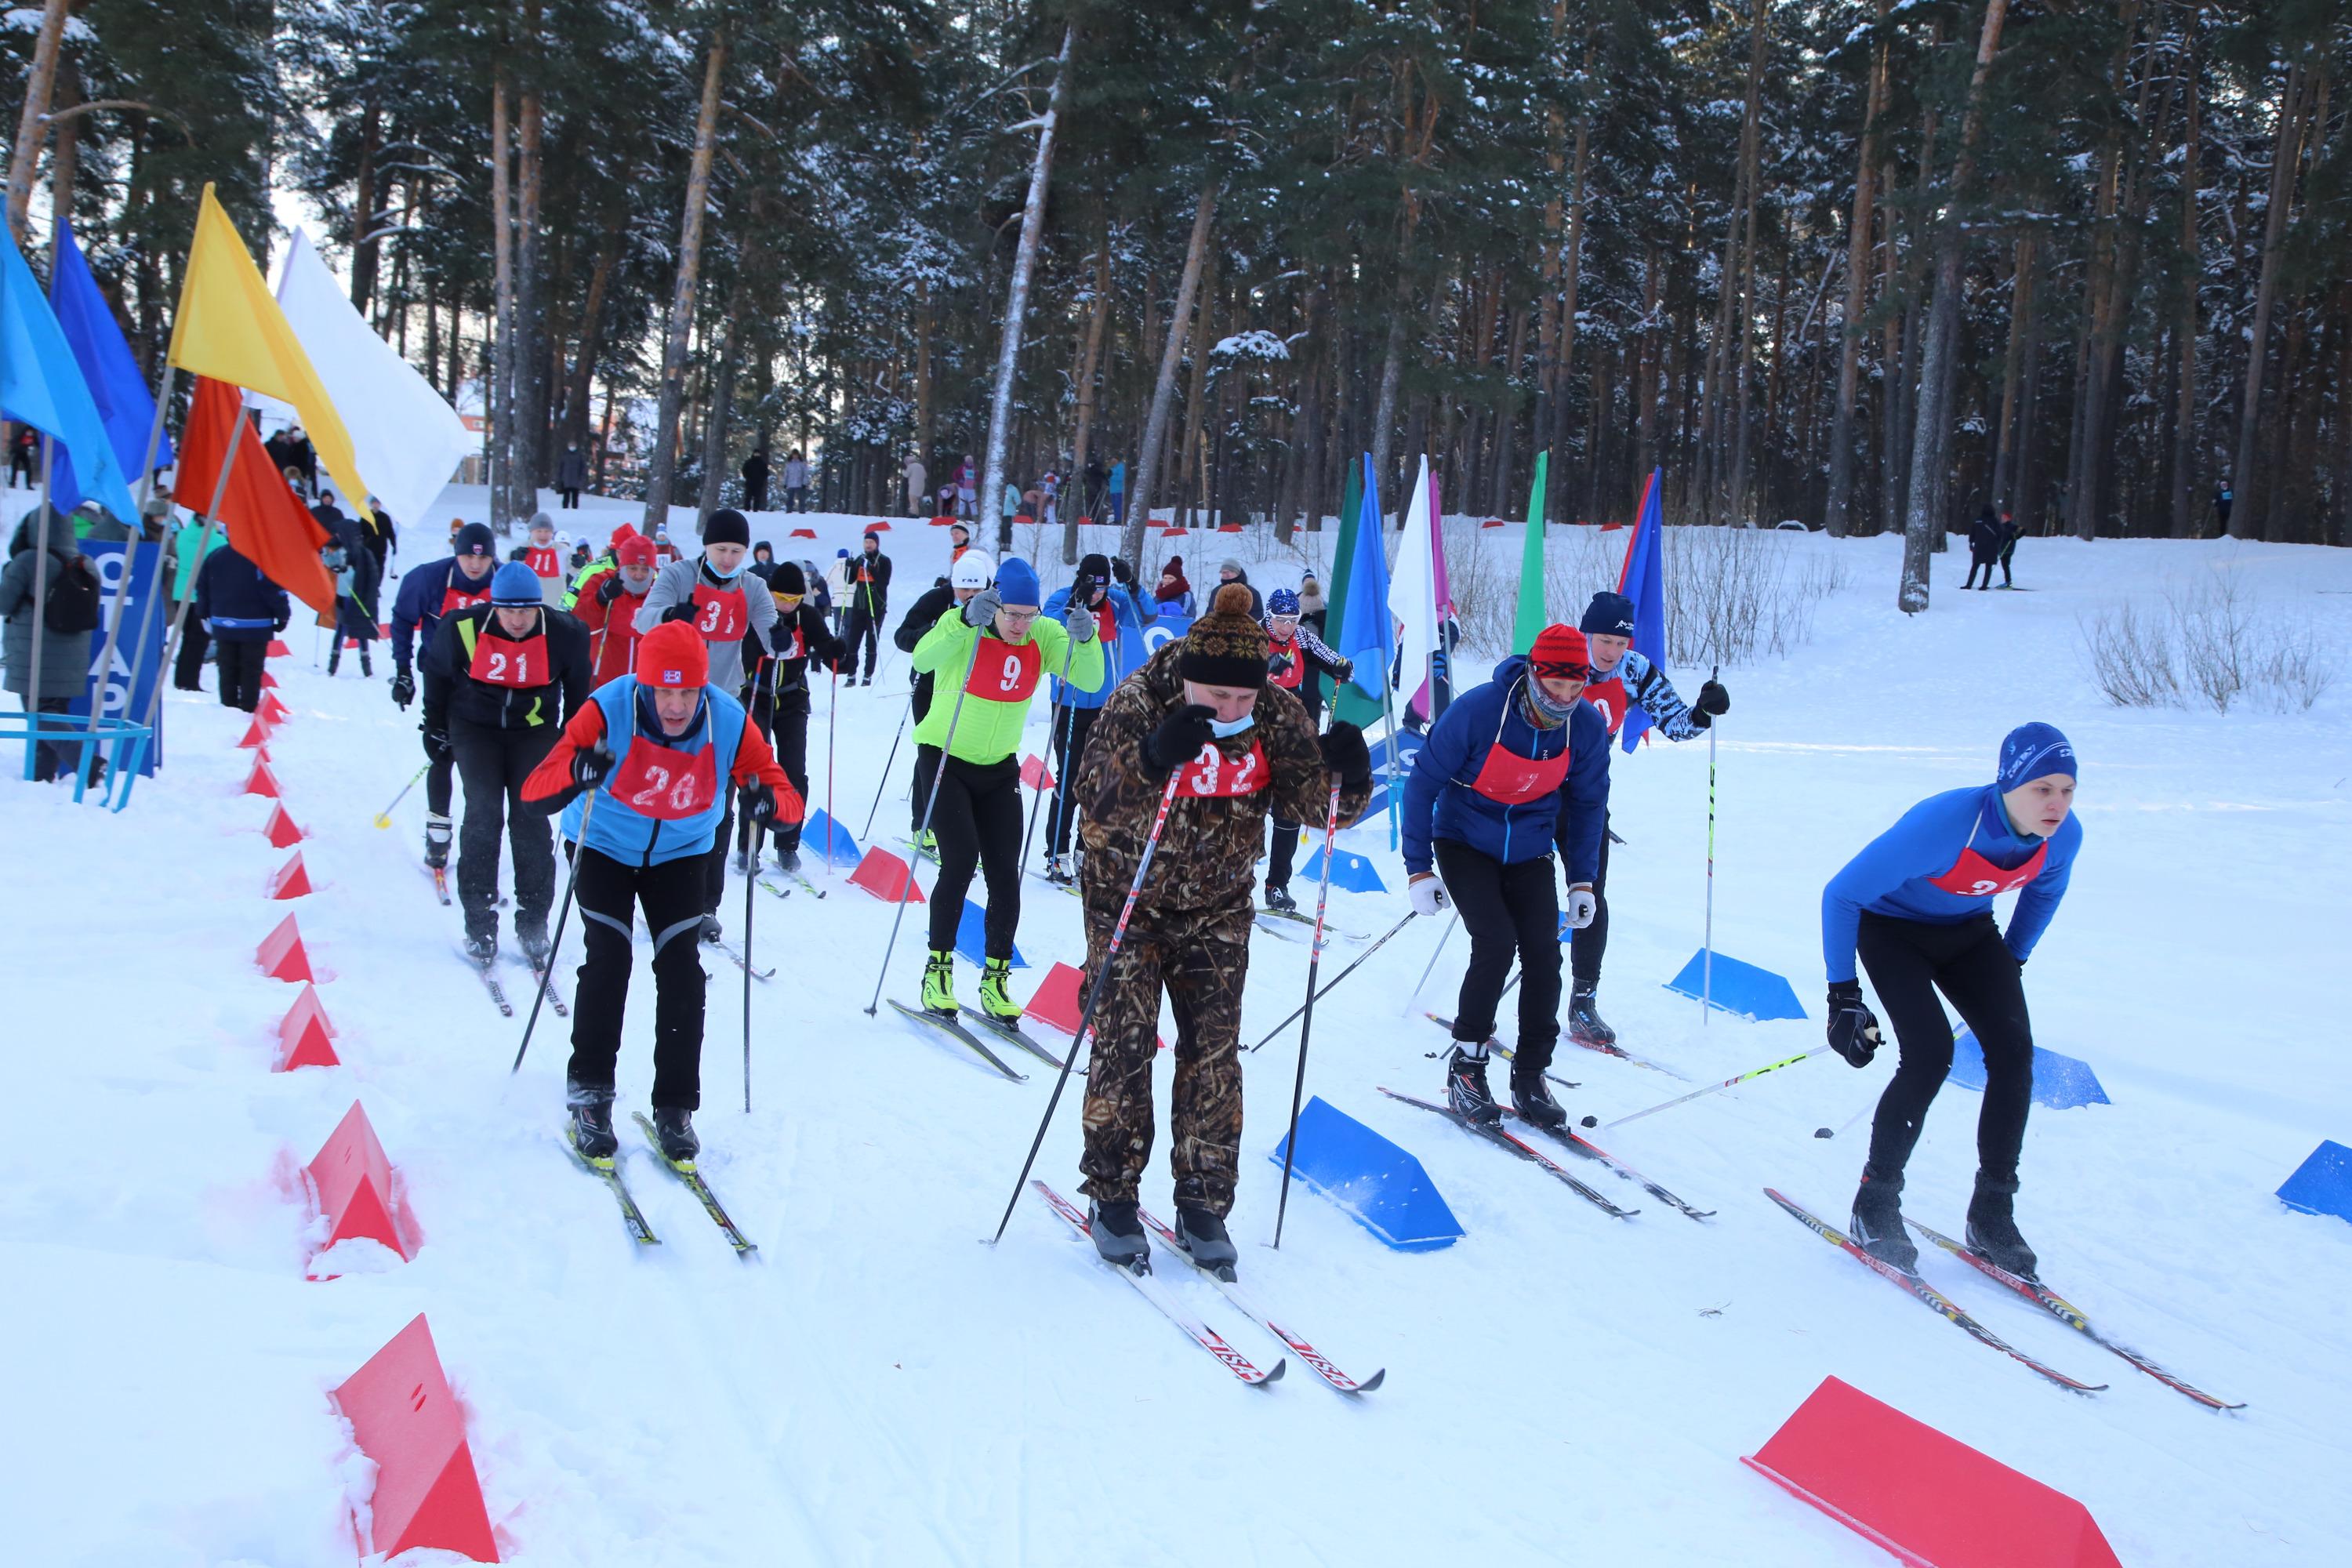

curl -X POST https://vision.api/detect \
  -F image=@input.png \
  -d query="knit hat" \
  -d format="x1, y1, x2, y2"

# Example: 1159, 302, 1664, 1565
454, 522, 495, 557
1078, 552, 1112, 586
1529, 624, 1592, 681
1580, 591, 1635, 638
703, 509, 750, 548
950, 551, 995, 590
837, 547, 850, 557
995, 556, 1041, 607
1218, 557, 1244, 577
615, 535, 656, 568
771, 560, 807, 595
862, 528, 880, 545
491, 561, 543, 605
635, 619, 710, 688
1181, 583, 1272, 688
530, 512, 554, 533
1997, 722, 2077, 791
949, 521, 971, 539
1268, 587, 1301, 616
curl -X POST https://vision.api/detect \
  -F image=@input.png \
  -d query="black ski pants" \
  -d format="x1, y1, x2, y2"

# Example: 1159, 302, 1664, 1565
910, 742, 942, 836
1045, 703, 1098, 857
1963, 554, 1995, 590
174, 619, 209, 691
567, 846, 708, 1109
736, 691, 810, 855
840, 598, 882, 680
1567, 816, 1612, 989
1436, 839, 1563, 1069
452, 717, 557, 937
927, 754, 1021, 960
215, 638, 267, 712
1859, 911, 2035, 1185
425, 750, 454, 818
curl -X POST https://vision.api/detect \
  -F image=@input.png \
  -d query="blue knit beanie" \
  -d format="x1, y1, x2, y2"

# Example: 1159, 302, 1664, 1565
492, 561, 543, 605
1581, 590, 1635, 637
995, 556, 1041, 607
1997, 722, 2077, 791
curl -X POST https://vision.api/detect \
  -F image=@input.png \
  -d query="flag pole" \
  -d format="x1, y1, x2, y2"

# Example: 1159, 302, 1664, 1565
140, 426, 243, 732
78, 358, 176, 772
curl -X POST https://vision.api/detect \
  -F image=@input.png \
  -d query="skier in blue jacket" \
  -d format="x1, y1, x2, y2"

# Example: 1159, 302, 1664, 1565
1402, 625, 1610, 1129
387, 521, 500, 869
1821, 721, 2082, 1276
1037, 552, 1150, 882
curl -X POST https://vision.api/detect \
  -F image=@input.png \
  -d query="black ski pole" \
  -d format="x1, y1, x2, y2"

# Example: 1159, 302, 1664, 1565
1017, 579, 1091, 874
743, 804, 758, 1112
513, 787, 597, 1075
988, 768, 1185, 1244
1243, 910, 1418, 1053
858, 693, 912, 841
1273, 781, 1345, 1248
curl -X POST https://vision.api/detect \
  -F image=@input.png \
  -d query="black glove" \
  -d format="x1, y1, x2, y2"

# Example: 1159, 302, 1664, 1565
595, 574, 624, 605
1318, 721, 1372, 789
572, 740, 615, 789
1268, 652, 1294, 681
1826, 981, 1882, 1069
1142, 703, 1218, 775
743, 780, 781, 828
1109, 558, 1135, 586
1333, 658, 1355, 685
662, 601, 700, 625
390, 668, 416, 709
423, 724, 453, 764
1696, 679, 1730, 717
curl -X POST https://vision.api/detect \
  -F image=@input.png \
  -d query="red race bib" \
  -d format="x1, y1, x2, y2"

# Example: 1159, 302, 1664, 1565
967, 634, 1042, 701
782, 620, 806, 661
1469, 736, 1570, 805
1582, 674, 1628, 737
524, 546, 562, 579
469, 629, 547, 688
690, 581, 748, 641
1174, 738, 1269, 799
608, 734, 719, 820
1928, 840, 2048, 898
1268, 636, 1307, 691
440, 580, 492, 617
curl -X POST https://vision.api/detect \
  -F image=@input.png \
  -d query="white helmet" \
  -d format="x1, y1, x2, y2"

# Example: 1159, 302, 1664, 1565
950, 551, 995, 590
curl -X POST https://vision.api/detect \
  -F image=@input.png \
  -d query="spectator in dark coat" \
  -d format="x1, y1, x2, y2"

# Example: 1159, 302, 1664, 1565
1, 506, 96, 779
742, 450, 772, 512
555, 442, 590, 509
1997, 510, 2020, 588
1963, 507, 2003, 590
193, 541, 289, 712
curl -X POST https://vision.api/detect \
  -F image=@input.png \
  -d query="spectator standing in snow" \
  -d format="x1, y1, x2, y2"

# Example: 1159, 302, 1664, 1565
742, 448, 771, 512
1963, 507, 2003, 590
1107, 459, 1127, 525
1998, 511, 2020, 587
956, 454, 977, 519
6, 426, 34, 488
825, 549, 852, 636
1154, 554, 1192, 615
2, 505, 100, 779
782, 451, 810, 513
1298, 571, 1327, 637
555, 441, 589, 509
904, 453, 928, 518
1083, 456, 1107, 519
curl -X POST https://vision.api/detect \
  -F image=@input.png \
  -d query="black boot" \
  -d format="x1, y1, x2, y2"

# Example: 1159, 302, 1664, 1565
359, 648, 373, 677
1508, 1052, 1568, 1130
1088, 1198, 1149, 1271
1567, 985, 1616, 1047
326, 646, 340, 676
1262, 882, 1296, 913
424, 813, 452, 869
652, 1106, 699, 1165
1849, 1166, 1918, 1272
567, 1083, 619, 1163
1965, 1172, 2038, 1278
1446, 1044, 1501, 1127
1172, 1178, 1239, 1275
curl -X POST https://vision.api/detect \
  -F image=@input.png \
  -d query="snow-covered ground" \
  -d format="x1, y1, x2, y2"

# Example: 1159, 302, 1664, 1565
5, 486, 2349, 1567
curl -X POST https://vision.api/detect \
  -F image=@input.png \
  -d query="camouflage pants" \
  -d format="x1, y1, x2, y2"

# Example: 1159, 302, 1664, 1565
1077, 901, 1254, 1216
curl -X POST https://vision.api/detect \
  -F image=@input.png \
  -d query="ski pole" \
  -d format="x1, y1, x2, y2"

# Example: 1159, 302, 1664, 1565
1813, 1096, 1875, 1142
1703, 661, 1718, 1026
1588, 1046, 1832, 1131
512, 788, 597, 1076
863, 629, 988, 1016
742, 804, 758, 1112
1245, 911, 1417, 1054
1403, 910, 1457, 1013
1018, 604, 1086, 874
1274, 780, 1345, 1249
374, 764, 428, 829
989, 767, 1185, 1244
824, 659, 838, 873
858, 692, 913, 840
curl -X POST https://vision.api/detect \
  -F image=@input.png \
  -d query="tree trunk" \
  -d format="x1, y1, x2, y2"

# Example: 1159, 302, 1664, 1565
1727, 0, 1770, 521
979, 24, 1074, 554
1549, 109, 1591, 522
514, 25, 549, 497
1175, 249, 1221, 529
639, 29, 728, 536
47, 53, 78, 234
1065, 222, 1111, 560
912, 276, 934, 491
2170, 10, 2202, 539
696, 290, 746, 519
1990, 236, 2036, 507
350, 92, 382, 312
4, 0, 70, 241
489, 71, 519, 531
1121, 176, 1219, 565
1898, 0, 2009, 614
2229, 59, 2309, 538
561, 220, 622, 453
1530, 0, 1573, 517
1823, 0, 1890, 535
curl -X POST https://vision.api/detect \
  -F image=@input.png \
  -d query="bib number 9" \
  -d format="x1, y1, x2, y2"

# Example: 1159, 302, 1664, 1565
999, 654, 1023, 693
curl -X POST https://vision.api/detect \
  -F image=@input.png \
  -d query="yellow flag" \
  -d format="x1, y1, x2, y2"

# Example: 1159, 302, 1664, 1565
167, 184, 372, 510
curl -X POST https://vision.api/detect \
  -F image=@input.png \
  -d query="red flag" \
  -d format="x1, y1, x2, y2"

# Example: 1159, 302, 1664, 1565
176, 376, 335, 613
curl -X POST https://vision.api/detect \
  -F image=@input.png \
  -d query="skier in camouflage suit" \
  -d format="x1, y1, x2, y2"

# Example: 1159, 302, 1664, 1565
1070, 583, 1376, 1272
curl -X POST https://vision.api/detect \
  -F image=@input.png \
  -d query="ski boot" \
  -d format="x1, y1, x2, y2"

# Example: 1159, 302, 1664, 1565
921, 949, 959, 1018
359, 648, 373, 678
423, 813, 452, 869
978, 956, 1025, 1023
773, 844, 801, 874
1508, 1051, 1569, 1131
913, 828, 938, 859
1849, 1166, 1918, 1272
1172, 1179, 1239, 1276
1446, 1044, 1502, 1127
515, 917, 552, 971
462, 929, 498, 968
1566, 984, 1617, 1047
1042, 853, 1073, 887
731, 848, 750, 875
1088, 1198, 1149, 1271
651, 1106, 699, 1166
326, 646, 341, 677
699, 914, 723, 944
1262, 881, 1297, 914
1965, 1172, 2038, 1278
566, 1083, 619, 1163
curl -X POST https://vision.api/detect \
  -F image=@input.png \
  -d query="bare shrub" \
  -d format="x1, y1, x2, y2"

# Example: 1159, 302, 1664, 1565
2079, 601, 2183, 708
2080, 571, 2336, 713
1661, 526, 1850, 667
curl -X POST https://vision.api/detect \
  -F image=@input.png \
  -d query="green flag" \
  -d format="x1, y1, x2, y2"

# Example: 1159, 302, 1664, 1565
1512, 450, 1550, 654
1327, 455, 1386, 729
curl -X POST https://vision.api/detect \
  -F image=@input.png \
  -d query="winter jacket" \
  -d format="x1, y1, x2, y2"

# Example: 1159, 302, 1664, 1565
633, 557, 779, 694
745, 599, 845, 710
0, 515, 96, 699
782, 457, 809, 489
1074, 640, 1370, 922
1821, 784, 2081, 985
1968, 512, 2004, 560
911, 608, 1103, 765
1402, 656, 1610, 883
1581, 648, 1702, 742
390, 554, 499, 670
421, 602, 593, 735
1154, 557, 1191, 605
1265, 619, 1351, 724
742, 452, 771, 488
1040, 582, 1151, 711
840, 549, 891, 618
325, 542, 382, 640
192, 543, 291, 644
554, 448, 590, 491
1208, 571, 1263, 621
573, 573, 652, 687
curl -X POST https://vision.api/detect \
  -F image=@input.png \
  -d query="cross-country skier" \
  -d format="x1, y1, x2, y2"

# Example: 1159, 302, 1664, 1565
390, 521, 501, 872
1069, 584, 1374, 1269
838, 529, 891, 684
1037, 554, 1150, 884
1258, 586, 1354, 912
573, 533, 655, 685
562, 522, 636, 609
1568, 590, 1730, 1047
1402, 625, 1610, 1128
521, 619, 803, 1162
908, 557, 1104, 1020
422, 561, 593, 964
635, 508, 779, 941
1822, 722, 2081, 1276
735, 559, 844, 873
517, 513, 567, 606
892, 550, 993, 852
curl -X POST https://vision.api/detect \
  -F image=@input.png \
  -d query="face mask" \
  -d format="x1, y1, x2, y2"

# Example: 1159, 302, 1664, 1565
1210, 712, 1256, 739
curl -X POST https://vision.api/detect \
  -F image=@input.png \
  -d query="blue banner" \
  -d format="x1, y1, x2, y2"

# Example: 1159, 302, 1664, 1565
67, 539, 165, 775
1127, 607, 1190, 673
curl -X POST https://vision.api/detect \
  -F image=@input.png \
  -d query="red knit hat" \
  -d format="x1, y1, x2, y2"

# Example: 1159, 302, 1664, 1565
615, 535, 656, 567
634, 619, 710, 688
1529, 624, 1592, 680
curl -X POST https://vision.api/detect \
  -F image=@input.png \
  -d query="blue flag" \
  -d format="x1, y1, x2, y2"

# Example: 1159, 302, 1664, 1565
0, 226, 137, 524
49, 221, 169, 514
1337, 455, 1394, 700
1615, 469, 1668, 754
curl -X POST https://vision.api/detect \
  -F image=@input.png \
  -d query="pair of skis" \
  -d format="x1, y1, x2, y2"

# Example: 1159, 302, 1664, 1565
1766, 1189, 2240, 1407
1423, 1011, 1683, 1079
884, 998, 1066, 1081
1379, 1087, 1635, 1220
1031, 1181, 1381, 1394
567, 1115, 757, 1256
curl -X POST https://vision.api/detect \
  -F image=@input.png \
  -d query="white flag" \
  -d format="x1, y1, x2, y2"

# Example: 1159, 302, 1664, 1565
1388, 454, 1441, 712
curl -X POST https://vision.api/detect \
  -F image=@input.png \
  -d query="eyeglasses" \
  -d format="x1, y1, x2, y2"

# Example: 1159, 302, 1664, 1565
1531, 660, 1592, 683
997, 608, 1040, 625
